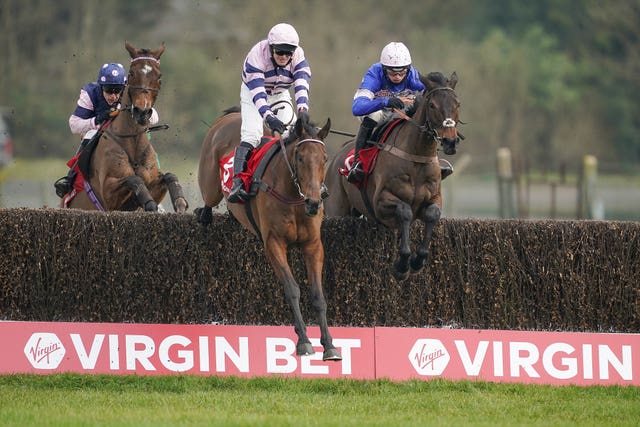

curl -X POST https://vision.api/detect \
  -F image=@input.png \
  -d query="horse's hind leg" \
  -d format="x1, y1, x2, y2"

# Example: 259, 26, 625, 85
163, 172, 188, 213
265, 237, 314, 356
301, 240, 341, 361
123, 175, 157, 211
411, 203, 441, 272
393, 201, 413, 281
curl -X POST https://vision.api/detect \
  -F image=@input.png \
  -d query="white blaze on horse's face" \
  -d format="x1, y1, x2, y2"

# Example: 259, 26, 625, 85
443, 118, 456, 128
141, 64, 153, 75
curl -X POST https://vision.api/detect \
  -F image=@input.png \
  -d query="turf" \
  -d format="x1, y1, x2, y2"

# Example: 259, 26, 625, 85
1, 374, 638, 426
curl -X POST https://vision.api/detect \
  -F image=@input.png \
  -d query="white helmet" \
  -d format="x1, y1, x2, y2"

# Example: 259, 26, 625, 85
267, 23, 299, 50
380, 42, 412, 68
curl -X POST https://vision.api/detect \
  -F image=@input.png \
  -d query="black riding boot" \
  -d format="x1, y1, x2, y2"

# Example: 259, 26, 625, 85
54, 137, 93, 198
227, 142, 254, 203
347, 117, 376, 184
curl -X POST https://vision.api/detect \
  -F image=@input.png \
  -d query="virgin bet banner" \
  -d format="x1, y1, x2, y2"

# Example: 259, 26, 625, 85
1, 321, 637, 386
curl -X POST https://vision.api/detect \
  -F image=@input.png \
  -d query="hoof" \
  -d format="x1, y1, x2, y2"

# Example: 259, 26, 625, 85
174, 197, 188, 213
392, 268, 410, 282
323, 348, 342, 361
410, 254, 426, 272
194, 206, 212, 225
296, 342, 315, 356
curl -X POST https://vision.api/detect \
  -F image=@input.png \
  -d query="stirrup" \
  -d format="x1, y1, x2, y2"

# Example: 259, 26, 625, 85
347, 162, 364, 184
228, 179, 248, 203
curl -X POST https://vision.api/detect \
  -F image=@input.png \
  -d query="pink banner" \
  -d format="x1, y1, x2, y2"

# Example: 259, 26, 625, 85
1, 322, 374, 379
375, 327, 639, 386
2, 321, 638, 385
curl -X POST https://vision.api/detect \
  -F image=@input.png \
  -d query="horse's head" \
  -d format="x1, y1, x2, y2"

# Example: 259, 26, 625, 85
124, 41, 164, 126
287, 112, 331, 217
419, 72, 461, 155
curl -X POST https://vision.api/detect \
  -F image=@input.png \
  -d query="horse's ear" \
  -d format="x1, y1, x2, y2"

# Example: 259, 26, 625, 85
448, 71, 458, 90
125, 41, 136, 58
152, 42, 166, 60
317, 118, 331, 140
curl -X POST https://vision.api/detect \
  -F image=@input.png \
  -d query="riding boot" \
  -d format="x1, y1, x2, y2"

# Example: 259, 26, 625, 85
347, 117, 376, 184
227, 142, 254, 203
54, 137, 92, 198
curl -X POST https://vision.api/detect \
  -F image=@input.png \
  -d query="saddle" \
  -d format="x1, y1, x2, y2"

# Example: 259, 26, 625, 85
219, 136, 283, 200
338, 119, 404, 188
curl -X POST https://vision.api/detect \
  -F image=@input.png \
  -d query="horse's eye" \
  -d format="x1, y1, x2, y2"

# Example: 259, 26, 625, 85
429, 102, 436, 109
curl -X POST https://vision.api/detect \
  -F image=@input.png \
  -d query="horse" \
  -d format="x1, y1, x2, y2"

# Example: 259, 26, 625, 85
61, 41, 188, 213
324, 72, 461, 281
195, 108, 342, 361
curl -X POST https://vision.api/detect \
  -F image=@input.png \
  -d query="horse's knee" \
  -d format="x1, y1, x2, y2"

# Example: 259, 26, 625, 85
423, 203, 441, 223
123, 175, 156, 211
395, 202, 413, 223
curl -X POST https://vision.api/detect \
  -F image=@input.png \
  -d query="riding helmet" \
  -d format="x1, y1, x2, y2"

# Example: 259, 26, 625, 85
267, 23, 299, 53
380, 42, 412, 68
97, 63, 127, 86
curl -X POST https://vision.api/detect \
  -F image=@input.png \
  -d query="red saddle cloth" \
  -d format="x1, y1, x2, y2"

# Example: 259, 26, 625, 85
219, 137, 279, 195
60, 152, 89, 207
338, 119, 403, 188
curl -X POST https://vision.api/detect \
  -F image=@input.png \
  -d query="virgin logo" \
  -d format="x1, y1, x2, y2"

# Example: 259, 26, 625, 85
408, 339, 450, 376
23, 333, 66, 369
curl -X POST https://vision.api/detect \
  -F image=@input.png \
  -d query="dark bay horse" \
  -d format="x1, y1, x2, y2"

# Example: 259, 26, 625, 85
324, 72, 461, 280
62, 41, 187, 212
196, 109, 341, 361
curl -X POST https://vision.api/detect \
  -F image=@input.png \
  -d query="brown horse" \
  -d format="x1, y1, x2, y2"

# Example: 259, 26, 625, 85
61, 41, 188, 212
196, 109, 341, 361
324, 72, 461, 281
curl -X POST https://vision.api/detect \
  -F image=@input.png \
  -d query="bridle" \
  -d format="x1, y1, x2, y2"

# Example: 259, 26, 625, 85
398, 86, 458, 143
119, 55, 161, 124
273, 136, 326, 204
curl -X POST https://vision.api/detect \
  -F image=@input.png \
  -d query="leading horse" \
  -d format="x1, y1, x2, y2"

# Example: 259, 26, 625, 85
61, 41, 188, 212
324, 72, 461, 281
196, 109, 341, 361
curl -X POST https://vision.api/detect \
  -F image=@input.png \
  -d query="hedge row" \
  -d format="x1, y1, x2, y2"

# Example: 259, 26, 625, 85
0, 208, 638, 332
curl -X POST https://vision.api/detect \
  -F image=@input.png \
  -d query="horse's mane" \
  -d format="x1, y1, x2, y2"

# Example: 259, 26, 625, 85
284, 112, 318, 144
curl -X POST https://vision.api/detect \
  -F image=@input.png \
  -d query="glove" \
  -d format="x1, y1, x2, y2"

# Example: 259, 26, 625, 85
265, 114, 286, 135
95, 110, 113, 125
386, 97, 405, 110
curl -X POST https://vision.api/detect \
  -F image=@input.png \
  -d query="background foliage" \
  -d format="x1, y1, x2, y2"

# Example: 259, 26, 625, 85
0, 0, 638, 173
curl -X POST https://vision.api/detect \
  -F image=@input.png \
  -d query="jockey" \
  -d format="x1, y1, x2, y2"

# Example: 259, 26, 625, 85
347, 42, 453, 184
54, 63, 159, 198
228, 23, 312, 203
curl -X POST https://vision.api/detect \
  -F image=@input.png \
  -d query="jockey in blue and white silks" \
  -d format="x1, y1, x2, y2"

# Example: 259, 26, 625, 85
347, 42, 426, 184
229, 23, 312, 203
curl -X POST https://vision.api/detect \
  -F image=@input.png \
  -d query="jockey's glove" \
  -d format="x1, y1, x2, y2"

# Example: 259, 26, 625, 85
95, 110, 112, 125
266, 114, 286, 135
386, 97, 405, 110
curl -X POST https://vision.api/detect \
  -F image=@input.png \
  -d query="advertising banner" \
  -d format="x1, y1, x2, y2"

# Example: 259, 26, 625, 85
2, 321, 637, 385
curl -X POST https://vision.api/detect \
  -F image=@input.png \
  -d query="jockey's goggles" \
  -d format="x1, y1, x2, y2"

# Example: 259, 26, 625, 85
272, 44, 296, 56
102, 85, 125, 95
385, 66, 409, 76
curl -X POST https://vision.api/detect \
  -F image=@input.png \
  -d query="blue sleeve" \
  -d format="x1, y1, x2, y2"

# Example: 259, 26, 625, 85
351, 64, 386, 116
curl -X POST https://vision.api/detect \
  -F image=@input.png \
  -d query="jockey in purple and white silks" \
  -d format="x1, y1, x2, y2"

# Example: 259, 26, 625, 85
347, 42, 448, 184
228, 23, 312, 203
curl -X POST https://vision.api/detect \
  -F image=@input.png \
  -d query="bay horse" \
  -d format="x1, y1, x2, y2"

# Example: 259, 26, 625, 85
196, 109, 342, 361
324, 72, 461, 281
61, 41, 188, 212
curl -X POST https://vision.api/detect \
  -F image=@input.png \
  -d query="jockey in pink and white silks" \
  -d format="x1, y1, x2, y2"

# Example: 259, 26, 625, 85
228, 23, 312, 203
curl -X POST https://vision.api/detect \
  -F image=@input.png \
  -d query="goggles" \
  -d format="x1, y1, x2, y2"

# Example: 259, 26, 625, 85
385, 67, 409, 76
102, 85, 125, 95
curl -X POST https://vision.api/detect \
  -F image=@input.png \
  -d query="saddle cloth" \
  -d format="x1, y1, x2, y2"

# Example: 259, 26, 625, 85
337, 119, 404, 188
219, 137, 279, 196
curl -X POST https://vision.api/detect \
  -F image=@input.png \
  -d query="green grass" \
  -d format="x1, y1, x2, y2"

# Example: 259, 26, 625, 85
1, 374, 638, 426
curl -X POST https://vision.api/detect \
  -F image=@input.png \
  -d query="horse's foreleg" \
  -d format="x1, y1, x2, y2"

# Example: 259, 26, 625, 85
393, 201, 413, 281
163, 172, 188, 213
301, 240, 341, 361
123, 175, 157, 211
411, 203, 441, 272
265, 237, 314, 356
